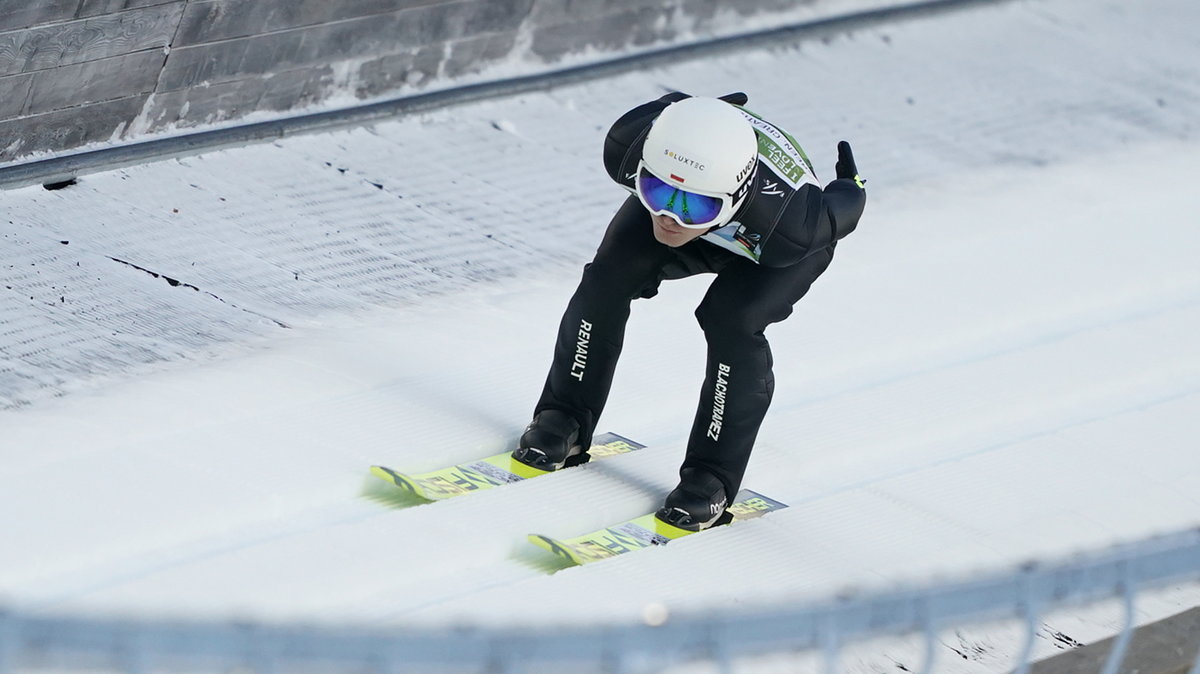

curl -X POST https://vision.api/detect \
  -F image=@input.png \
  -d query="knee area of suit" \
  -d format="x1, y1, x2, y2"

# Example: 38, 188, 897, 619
694, 304, 760, 345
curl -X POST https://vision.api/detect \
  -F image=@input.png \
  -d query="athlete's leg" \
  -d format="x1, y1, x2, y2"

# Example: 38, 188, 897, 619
682, 247, 836, 497
533, 197, 674, 449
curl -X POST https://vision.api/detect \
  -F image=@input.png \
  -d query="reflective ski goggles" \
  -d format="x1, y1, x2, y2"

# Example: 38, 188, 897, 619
635, 162, 736, 229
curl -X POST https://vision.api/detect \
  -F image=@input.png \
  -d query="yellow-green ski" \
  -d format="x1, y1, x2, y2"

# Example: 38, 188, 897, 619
528, 490, 787, 566
370, 432, 643, 501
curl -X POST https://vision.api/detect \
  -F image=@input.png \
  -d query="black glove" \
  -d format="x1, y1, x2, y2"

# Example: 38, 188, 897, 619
835, 141, 865, 188
718, 92, 749, 106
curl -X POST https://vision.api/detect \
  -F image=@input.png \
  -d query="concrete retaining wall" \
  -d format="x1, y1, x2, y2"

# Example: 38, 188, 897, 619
0, 0, 923, 165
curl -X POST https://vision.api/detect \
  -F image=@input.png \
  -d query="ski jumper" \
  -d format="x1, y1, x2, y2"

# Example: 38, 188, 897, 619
534, 92, 866, 498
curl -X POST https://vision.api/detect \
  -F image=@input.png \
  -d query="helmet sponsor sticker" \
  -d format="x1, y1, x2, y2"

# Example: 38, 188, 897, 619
734, 155, 756, 184
662, 149, 705, 171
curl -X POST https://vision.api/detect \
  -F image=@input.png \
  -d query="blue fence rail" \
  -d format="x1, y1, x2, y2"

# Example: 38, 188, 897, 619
4, 526, 1200, 673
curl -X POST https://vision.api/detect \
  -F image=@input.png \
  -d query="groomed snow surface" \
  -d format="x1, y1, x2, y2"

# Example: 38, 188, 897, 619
2, 0, 1199, 671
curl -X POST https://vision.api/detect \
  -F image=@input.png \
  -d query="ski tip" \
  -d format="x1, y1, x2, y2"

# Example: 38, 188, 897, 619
370, 464, 416, 487
527, 534, 584, 566
527, 533, 556, 550
369, 465, 430, 500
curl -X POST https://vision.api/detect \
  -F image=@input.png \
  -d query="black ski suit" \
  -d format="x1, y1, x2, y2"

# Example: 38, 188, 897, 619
534, 93, 866, 498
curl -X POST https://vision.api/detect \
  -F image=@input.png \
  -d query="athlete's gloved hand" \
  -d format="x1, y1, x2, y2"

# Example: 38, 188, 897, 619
718, 92, 749, 106
835, 141, 865, 188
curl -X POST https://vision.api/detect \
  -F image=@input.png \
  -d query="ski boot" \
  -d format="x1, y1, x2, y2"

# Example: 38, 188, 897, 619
512, 409, 584, 471
655, 467, 731, 531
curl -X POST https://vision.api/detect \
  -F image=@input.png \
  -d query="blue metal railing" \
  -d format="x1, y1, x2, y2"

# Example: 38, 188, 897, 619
3, 525, 1199, 673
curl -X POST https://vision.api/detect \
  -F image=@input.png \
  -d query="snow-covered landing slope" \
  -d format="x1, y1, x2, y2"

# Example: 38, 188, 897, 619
2, 0, 1199, 670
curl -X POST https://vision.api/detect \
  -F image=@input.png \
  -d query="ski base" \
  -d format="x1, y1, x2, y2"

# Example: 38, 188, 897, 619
528, 489, 787, 566
370, 432, 643, 501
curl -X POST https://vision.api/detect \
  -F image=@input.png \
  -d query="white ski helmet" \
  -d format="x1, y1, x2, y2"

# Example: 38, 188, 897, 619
637, 96, 759, 229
